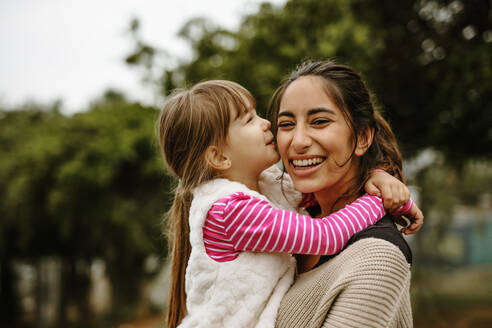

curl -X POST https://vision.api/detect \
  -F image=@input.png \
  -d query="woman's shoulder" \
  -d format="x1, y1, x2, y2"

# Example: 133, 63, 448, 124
346, 215, 412, 264
316, 215, 412, 268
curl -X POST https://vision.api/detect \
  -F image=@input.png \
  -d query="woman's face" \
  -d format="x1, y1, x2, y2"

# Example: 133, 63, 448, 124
276, 76, 358, 195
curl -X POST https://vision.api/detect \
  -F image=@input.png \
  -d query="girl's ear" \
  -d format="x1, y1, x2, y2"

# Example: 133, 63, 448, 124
205, 145, 231, 171
355, 127, 375, 157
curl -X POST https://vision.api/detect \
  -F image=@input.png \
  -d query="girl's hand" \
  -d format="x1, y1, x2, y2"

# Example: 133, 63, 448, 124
398, 203, 424, 235
365, 170, 410, 212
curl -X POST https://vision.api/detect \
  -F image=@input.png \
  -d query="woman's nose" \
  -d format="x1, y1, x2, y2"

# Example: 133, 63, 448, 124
292, 126, 312, 152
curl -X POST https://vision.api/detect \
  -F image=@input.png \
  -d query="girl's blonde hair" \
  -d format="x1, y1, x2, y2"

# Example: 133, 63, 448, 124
158, 80, 255, 328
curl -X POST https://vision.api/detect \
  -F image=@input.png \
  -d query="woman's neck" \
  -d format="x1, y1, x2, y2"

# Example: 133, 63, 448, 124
314, 165, 360, 216
316, 190, 358, 216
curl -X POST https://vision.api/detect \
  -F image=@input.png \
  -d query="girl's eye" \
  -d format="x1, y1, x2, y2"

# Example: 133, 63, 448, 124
247, 116, 254, 123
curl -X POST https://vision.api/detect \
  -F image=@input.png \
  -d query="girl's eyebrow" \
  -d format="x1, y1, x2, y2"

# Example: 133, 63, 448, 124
243, 108, 255, 117
278, 107, 336, 118
241, 110, 254, 122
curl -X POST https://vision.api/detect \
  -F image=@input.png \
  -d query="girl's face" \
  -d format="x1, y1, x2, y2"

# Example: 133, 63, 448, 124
276, 76, 358, 194
224, 108, 279, 178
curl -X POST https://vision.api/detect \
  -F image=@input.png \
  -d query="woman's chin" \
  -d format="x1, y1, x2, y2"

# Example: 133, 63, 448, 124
291, 180, 322, 194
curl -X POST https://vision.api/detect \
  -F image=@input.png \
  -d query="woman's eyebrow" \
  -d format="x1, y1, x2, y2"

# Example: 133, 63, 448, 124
278, 107, 336, 118
307, 108, 336, 116
278, 111, 295, 118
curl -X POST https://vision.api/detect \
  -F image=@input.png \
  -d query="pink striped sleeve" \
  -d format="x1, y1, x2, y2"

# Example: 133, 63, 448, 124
203, 192, 415, 262
392, 198, 414, 216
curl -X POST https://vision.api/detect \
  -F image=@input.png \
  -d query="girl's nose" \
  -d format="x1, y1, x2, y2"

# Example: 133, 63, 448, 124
261, 118, 271, 130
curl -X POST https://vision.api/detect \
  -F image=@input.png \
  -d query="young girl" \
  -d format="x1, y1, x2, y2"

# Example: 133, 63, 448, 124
158, 80, 420, 328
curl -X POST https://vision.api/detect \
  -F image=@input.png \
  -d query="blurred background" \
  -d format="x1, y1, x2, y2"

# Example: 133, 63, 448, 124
1, 0, 491, 327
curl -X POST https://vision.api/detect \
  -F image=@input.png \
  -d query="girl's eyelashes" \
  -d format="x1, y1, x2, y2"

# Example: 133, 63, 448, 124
246, 110, 257, 123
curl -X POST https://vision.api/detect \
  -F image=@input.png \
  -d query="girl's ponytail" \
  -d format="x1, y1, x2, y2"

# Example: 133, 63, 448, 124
166, 182, 192, 328
158, 80, 255, 327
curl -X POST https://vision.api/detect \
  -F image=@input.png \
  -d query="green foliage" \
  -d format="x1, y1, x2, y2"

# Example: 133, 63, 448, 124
162, 0, 385, 114
459, 161, 492, 205
129, 0, 491, 164
0, 92, 172, 324
0, 94, 168, 262
0, 104, 66, 259
353, 0, 492, 163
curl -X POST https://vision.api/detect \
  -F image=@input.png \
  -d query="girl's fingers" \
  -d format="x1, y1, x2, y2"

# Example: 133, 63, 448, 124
404, 186, 411, 203
381, 185, 395, 211
401, 205, 424, 234
393, 185, 404, 208
365, 181, 381, 197
394, 216, 408, 227
399, 185, 408, 204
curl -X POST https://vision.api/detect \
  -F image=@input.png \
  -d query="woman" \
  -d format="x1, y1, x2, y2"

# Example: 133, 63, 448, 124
271, 60, 422, 327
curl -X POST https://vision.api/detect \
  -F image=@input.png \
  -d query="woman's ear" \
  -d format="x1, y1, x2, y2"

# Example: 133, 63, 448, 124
205, 146, 231, 171
355, 127, 375, 157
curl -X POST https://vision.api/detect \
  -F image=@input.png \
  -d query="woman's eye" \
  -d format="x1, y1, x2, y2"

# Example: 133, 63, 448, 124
278, 121, 294, 128
312, 119, 331, 126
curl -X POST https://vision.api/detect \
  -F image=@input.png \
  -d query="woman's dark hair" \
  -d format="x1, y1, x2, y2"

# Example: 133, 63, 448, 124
269, 60, 404, 205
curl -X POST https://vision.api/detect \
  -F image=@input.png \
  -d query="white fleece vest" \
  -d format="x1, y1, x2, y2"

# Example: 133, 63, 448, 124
179, 165, 301, 328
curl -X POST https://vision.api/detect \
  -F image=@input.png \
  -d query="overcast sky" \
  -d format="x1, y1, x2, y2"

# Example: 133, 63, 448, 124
0, 0, 285, 114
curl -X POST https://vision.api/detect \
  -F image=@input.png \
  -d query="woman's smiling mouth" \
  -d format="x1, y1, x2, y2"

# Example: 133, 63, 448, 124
290, 157, 326, 169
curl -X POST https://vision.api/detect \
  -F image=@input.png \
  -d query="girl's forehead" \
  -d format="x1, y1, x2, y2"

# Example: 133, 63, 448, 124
228, 104, 248, 123
240, 94, 255, 110
234, 98, 254, 114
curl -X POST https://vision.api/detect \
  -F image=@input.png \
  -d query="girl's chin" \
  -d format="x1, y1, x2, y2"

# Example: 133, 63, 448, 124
261, 160, 280, 171
269, 155, 280, 166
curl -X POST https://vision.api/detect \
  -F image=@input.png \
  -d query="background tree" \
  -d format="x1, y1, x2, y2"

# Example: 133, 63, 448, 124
0, 92, 170, 326
126, 0, 491, 164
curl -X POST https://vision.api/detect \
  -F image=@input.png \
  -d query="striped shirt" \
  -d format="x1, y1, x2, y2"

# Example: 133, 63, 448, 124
203, 193, 414, 262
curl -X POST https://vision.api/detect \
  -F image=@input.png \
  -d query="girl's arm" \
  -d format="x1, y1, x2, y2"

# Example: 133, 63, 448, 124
203, 193, 415, 262
365, 169, 424, 234
365, 169, 410, 212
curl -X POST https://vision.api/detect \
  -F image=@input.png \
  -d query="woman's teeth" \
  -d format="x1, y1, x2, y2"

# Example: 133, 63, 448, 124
292, 157, 324, 168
